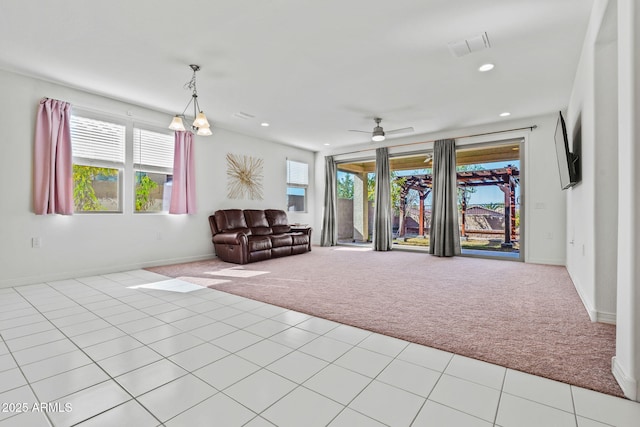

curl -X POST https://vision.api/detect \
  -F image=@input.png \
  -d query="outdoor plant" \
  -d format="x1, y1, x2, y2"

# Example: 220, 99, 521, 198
337, 173, 354, 199
135, 173, 158, 211
73, 165, 117, 211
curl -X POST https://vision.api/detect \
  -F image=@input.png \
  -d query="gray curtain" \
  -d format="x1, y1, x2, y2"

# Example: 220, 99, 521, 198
430, 139, 461, 257
320, 155, 337, 246
373, 147, 393, 251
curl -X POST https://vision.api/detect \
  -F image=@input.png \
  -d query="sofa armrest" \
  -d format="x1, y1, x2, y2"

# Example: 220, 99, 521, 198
213, 231, 248, 245
288, 226, 312, 251
289, 226, 312, 235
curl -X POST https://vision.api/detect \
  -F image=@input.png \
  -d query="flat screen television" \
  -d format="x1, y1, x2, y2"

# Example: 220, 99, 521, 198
554, 111, 580, 189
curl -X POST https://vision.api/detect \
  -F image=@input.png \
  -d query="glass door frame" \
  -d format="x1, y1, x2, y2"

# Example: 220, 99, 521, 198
455, 138, 525, 262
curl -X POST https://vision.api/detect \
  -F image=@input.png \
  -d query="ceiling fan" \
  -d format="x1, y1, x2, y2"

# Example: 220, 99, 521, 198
349, 117, 414, 142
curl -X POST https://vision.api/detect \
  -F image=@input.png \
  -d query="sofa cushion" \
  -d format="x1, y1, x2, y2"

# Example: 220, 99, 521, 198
251, 227, 273, 236
270, 234, 293, 248
290, 232, 310, 246
215, 209, 248, 232
249, 249, 271, 263
248, 235, 272, 252
244, 210, 270, 228
271, 246, 292, 258
265, 209, 291, 234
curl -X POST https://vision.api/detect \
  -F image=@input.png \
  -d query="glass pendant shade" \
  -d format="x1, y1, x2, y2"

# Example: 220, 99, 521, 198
197, 126, 212, 136
193, 112, 210, 128
169, 116, 186, 131
372, 133, 385, 142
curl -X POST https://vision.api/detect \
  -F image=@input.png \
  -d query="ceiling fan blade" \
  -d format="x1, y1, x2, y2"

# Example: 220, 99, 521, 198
385, 126, 415, 135
348, 129, 371, 134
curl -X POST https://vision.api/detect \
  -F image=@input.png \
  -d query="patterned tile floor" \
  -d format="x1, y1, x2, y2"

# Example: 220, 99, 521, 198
0, 270, 638, 426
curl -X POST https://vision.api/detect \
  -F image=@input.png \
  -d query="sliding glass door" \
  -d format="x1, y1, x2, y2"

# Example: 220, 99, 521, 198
388, 142, 523, 259
389, 154, 433, 248
456, 141, 522, 259
336, 160, 375, 244
334, 140, 523, 260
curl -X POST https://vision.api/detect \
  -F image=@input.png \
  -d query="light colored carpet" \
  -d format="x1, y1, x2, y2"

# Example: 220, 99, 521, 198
147, 246, 621, 397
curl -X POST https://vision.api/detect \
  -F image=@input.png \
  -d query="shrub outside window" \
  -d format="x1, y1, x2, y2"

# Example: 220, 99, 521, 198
70, 115, 125, 213
133, 128, 174, 213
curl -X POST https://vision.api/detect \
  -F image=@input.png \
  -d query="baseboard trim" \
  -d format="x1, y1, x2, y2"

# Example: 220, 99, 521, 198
525, 257, 565, 266
0, 254, 216, 289
568, 275, 617, 324
571, 278, 598, 322
612, 356, 639, 401
596, 311, 617, 325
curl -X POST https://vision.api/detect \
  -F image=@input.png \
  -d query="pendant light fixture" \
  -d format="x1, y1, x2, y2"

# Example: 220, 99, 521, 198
168, 64, 212, 136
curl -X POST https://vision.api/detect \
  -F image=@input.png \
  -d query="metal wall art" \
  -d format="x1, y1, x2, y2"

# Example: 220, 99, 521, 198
226, 153, 264, 200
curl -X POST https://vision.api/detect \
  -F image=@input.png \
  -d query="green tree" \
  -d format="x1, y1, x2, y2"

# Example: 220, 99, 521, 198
135, 173, 158, 211
484, 202, 504, 211
369, 172, 407, 215
73, 165, 117, 211
456, 164, 484, 208
337, 173, 354, 199
392, 175, 407, 215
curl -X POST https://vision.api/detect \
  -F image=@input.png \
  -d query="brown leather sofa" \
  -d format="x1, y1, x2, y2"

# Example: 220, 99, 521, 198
208, 209, 312, 264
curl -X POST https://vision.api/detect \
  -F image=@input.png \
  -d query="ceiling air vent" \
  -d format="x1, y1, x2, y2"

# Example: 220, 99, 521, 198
448, 32, 491, 57
233, 112, 255, 120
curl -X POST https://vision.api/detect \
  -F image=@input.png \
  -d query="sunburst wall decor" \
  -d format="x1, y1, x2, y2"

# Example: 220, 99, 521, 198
226, 153, 264, 200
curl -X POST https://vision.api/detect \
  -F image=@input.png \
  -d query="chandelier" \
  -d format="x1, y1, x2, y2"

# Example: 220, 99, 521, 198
168, 64, 212, 136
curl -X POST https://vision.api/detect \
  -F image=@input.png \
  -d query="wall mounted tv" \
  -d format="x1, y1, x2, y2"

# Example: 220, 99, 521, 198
554, 111, 581, 189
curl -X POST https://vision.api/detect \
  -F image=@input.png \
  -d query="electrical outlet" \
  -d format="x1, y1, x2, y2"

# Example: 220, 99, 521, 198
32, 237, 42, 248
156, 232, 163, 241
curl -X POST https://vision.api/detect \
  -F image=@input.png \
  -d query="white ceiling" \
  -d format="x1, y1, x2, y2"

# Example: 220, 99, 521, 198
0, 0, 593, 152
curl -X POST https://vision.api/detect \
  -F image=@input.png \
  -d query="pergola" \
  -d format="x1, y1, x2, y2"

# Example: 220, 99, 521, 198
397, 166, 520, 246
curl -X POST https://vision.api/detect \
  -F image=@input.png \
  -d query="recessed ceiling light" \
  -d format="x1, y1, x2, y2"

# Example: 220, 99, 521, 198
500, 112, 511, 117
260, 122, 270, 127
324, 143, 330, 146
478, 63, 494, 72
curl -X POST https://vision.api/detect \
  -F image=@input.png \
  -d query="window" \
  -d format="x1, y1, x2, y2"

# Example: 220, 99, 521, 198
70, 115, 125, 212
70, 114, 174, 214
133, 128, 174, 212
286, 159, 308, 212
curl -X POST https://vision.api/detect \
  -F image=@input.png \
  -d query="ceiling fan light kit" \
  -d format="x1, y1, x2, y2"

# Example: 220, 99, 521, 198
372, 118, 386, 141
349, 117, 414, 142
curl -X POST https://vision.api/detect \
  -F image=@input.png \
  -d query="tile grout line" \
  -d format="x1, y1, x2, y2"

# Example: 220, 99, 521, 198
492, 366, 508, 426
12, 278, 166, 426
0, 332, 54, 427
55, 272, 232, 426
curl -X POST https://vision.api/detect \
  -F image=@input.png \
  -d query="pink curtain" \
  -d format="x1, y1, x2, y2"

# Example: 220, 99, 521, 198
33, 98, 73, 215
169, 131, 197, 214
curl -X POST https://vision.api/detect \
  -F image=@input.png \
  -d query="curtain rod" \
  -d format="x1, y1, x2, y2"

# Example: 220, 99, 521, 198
333, 124, 537, 156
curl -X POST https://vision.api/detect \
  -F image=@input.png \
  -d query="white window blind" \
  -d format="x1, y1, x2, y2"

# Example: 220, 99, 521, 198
70, 116, 125, 163
133, 128, 174, 169
287, 160, 308, 185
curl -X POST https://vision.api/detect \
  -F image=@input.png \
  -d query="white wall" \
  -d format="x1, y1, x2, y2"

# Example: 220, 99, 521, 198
313, 113, 567, 266
566, 0, 619, 323
567, 0, 640, 400
614, 0, 640, 402
0, 70, 315, 288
